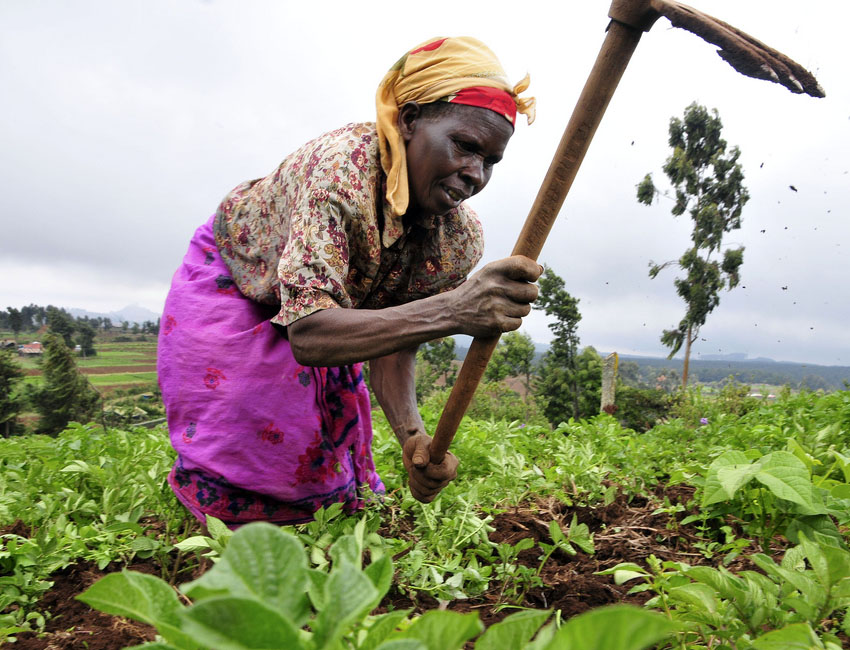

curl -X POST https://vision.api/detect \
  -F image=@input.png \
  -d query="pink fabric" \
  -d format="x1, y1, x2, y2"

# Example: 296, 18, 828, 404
158, 216, 384, 526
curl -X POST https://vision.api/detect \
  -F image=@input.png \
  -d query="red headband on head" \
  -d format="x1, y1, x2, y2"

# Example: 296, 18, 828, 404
446, 86, 518, 126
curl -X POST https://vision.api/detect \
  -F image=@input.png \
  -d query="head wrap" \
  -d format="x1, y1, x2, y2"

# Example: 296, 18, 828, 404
376, 36, 535, 218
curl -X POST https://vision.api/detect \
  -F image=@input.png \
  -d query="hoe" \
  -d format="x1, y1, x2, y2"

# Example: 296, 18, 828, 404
429, 0, 824, 464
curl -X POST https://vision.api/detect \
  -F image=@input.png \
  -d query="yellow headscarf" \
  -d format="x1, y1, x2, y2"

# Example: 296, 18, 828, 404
376, 36, 535, 219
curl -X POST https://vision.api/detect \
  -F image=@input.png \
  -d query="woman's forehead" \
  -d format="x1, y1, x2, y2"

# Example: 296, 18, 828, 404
441, 106, 513, 149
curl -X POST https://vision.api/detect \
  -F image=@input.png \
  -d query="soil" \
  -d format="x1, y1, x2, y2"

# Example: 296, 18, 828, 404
9, 561, 158, 649
3, 485, 789, 648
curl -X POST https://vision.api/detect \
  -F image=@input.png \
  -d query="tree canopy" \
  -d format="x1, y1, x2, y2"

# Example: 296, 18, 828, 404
637, 102, 748, 387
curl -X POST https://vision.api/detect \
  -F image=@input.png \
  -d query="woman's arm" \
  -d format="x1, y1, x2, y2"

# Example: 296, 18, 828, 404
368, 346, 422, 448
369, 346, 458, 503
288, 255, 541, 367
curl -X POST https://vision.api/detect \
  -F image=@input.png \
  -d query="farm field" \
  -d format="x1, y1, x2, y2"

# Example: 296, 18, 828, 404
2, 389, 850, 648
17, 340, 159, 394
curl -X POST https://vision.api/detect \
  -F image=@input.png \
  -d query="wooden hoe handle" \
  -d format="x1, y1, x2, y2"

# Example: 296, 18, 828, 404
429, 19, 645, 464
428, 0, 823, 465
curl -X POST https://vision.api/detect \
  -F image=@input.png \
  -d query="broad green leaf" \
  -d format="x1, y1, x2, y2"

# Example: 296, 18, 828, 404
782, 544, 808, 571
549, 520, 565, 544
129, 536, 160, 552
755, 452, 824, 514
786, 438, 816, 472
77, 570, 199, 650
685, 566, 746, 602
131, 644, 181, 650
751, 554, 819, 602
312, 562, 379, 648
542, 605, 675, 650
364, 554, 394, 604
702, 450, 752, 506
786, 515, 844, 547
182, 523, 310, 625
799, 532, 831, 591
305, 568, 327, 611
174, 536, 212, 553
330, 533, 361, 569
716, 463, 762, 499
396, 610, 483, 650
781, 595, 820, 621
205, 516, 233, 542
829, 484, 850, 500
612, 570, 648, 585
831, 578, 850, 599
596, 562, 647, 576
816, 540, 850, 588
360, 609, 413, 650
524, 621, 557, 650
667, 583, 719, 614
568, 516, 594, 554
180, 596, 302, 650
475, 609, 550, 650
830, 450, 850, 483
751, 622, 823, 649
375, 641, 427, 650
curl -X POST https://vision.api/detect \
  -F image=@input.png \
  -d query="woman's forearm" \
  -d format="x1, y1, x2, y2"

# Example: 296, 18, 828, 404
289, 292, 458, 367
368, 348, 423, 447
287, 255, 542, 368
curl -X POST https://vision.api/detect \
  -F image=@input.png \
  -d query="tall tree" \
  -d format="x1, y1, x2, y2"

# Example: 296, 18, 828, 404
0, 349, 25, 437
532, 265, 584, 424
76, 322, 97, 358
6, 308, 23, 338
46, 306, 76, 347
573, 346, 603, 416
31, 332, 101, 435
419, 338, 457, 388
484, 331, 536, 394
637, 102, 748, 387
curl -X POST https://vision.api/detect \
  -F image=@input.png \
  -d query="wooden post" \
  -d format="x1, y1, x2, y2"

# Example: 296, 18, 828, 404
600, 352, 619, 414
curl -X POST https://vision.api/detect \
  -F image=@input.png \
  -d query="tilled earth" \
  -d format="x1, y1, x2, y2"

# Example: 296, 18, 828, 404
5, 486, 780, 649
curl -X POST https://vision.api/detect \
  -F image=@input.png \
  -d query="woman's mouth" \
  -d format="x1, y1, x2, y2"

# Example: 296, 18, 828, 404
444, 186, 467, 203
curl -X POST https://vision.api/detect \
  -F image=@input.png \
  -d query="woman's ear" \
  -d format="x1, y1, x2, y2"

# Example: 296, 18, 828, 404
397, 102, 422, 143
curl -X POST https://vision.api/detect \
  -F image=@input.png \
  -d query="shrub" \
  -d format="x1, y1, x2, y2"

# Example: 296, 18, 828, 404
615, 386, 675, 432
421, 382, 548, 426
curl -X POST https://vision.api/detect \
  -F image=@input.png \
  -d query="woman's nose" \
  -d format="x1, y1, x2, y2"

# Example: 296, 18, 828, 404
460, 157, 485, 186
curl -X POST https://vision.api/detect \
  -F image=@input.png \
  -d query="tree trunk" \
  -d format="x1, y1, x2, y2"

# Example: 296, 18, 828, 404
681, 324, 693, 388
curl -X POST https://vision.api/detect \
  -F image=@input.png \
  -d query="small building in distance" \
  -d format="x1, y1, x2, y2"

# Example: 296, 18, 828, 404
19, 342, 43, 355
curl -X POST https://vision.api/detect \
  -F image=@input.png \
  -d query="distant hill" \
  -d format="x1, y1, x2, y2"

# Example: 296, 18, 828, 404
68, 304, 161, 326
615, 354, 850, 390
452, 336, 849, 391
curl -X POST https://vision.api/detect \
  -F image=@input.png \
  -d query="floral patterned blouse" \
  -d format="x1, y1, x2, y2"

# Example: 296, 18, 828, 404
213, 122, 484, 327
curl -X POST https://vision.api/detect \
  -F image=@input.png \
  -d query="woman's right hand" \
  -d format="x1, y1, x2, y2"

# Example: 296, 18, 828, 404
451, 255, 542, 338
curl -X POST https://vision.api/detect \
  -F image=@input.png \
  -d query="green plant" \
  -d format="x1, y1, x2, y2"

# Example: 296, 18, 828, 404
600, 530, 850, 648
80, 520, 674, 650
700, 448, 840, 548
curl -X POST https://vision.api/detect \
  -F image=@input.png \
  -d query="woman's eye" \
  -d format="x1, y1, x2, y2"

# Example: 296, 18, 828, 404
454, 139, 475, 153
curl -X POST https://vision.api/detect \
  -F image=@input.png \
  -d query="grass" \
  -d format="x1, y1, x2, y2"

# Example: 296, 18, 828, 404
86, 372, 158, 386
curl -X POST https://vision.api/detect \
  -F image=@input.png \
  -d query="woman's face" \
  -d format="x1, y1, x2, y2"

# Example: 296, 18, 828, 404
399, 102, 513, 220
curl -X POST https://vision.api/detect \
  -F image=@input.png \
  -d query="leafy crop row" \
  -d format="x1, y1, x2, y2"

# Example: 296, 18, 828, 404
2, 389, 849, 646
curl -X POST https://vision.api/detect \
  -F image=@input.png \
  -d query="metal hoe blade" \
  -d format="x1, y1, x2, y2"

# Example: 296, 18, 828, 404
650, 0, 825, 97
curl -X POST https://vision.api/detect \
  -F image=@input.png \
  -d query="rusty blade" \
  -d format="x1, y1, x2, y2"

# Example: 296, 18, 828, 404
651, 0, 825, 97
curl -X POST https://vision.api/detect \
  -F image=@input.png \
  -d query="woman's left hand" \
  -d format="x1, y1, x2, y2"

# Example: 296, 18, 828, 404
402, 433, 458, 503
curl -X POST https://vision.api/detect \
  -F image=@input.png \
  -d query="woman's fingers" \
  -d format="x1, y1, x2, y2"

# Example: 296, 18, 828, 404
452, 255, 542, 338
402, 435, 458, 502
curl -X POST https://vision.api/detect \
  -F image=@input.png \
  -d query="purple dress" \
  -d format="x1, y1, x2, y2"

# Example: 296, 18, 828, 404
157, 216, 384, 526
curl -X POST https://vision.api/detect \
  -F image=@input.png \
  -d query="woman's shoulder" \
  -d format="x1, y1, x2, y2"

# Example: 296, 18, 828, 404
294, 122, 378, 164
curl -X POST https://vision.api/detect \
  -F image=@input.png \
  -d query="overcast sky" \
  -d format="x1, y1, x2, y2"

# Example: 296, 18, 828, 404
1, 1, 847, 366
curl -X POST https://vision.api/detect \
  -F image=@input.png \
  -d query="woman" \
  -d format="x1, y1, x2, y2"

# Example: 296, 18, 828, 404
157, 36, 541, 526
